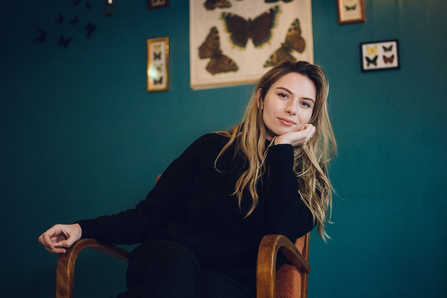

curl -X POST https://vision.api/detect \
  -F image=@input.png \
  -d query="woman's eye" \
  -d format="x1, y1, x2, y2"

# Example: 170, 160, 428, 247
278, 93, 288, 99
301, 102, 311, 108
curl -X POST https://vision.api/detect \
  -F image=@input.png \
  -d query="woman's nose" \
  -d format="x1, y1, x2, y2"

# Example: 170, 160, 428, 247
285, 101, 297, 115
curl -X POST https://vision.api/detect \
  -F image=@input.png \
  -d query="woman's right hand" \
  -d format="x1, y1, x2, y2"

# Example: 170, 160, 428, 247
38, 223, 82, 254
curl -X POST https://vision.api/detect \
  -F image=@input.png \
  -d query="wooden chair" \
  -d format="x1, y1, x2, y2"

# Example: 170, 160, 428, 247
56, 233, 310, 298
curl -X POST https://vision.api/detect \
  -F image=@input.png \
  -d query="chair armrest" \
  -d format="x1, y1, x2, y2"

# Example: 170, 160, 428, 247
257, 235, 310, 298
56, 238, 130, 298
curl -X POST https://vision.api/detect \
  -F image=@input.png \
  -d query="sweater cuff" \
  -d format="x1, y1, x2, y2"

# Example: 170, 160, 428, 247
267, 144, 295, 174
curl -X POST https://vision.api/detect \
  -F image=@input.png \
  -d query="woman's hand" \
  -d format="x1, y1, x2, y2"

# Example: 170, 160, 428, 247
38, 223, 82, 254
274, 124, 316, 147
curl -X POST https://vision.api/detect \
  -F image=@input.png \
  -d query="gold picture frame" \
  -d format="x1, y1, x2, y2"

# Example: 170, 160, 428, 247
337, 0, 366, 25
147, 37, 169, 92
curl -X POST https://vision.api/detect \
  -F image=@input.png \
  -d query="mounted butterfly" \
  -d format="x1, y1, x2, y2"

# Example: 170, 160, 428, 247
198, 27, 239, 75
264, 18, 305, 67
221, 6, 279, 49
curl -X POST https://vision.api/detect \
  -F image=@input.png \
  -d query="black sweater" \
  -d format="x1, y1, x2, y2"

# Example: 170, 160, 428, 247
77, 133, 315, 285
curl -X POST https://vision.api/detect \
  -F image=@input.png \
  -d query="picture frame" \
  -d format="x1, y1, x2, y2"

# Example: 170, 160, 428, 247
337, 0, 366, 25
147, 37, 169, 92
147, 0, 169, 10
360, 39, 400, 72
189, 0, 314, 89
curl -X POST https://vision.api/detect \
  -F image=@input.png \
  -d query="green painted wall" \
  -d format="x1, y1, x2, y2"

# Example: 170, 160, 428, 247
1, 0, 446, 297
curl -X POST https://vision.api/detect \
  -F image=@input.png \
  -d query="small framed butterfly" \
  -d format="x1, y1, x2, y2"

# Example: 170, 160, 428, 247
147, 37, 169, 91
360, 39, 400, 72
337, 0, 366, 25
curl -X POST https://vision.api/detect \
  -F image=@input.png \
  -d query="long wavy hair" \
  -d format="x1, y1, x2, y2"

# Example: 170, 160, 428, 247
216, 61, 337, 241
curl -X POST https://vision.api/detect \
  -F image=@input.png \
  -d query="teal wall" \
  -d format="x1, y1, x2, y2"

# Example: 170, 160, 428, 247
1, 1, 446, 297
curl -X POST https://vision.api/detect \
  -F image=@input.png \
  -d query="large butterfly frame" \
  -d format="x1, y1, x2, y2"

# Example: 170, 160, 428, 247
190, 0, 314, 89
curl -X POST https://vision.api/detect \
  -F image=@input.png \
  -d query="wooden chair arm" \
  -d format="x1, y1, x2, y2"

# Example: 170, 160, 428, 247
257, 235, 310, 298
56, 238, 130, 298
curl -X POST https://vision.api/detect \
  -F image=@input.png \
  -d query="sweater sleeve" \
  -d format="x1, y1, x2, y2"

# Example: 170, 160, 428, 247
77, 135, 210, 245
262, 144, 315, 242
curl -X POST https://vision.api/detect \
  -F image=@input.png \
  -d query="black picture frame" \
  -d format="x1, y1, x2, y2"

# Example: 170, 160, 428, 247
360, 39, 400, 72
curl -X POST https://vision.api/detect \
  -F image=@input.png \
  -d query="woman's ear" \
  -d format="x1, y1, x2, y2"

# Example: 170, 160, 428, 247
256, 88, 263, 109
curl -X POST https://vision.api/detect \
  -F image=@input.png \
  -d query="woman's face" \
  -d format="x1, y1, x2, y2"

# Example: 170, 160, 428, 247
258, 72, 316, 140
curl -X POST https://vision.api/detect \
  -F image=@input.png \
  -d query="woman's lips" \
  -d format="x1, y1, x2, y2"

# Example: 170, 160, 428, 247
278, 117, 296, 126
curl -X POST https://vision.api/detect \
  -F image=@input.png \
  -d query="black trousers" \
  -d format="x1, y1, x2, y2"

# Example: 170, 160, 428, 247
116, 239, 255, 298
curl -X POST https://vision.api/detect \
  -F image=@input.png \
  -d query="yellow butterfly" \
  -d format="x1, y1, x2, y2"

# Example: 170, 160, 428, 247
366, 46, 377, 55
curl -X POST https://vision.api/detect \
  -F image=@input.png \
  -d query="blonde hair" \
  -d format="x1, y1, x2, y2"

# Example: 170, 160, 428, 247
216, 61, 337, 241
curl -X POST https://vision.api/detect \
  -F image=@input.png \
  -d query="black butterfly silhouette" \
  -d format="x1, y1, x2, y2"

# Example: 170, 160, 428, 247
71, 0, 81, 6
203, 0, 231, 10
382, 45, 393, 52
154, 52, 162, 60
264, 18, 305, 67
54, 14, 64, 24
34, 26, 47, 42
85, 22, 96, 38
345, 5, 357, 11
383, 55, 394, 64
198, 26, 238, 75
86, 1, 92, 9
69, 15, 79, 25
365, 55, 378, 66
58, 35, 72, 48
221, 6, 279, 48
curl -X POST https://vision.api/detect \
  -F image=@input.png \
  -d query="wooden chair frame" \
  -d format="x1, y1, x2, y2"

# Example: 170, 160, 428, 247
56, 234, 309, 298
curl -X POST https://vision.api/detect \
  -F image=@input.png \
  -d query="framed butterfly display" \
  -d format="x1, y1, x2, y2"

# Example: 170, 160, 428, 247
147, 37, 169, 91
190, 0, 314, 89
337, 0, 365, 25
360, 39, 400, 72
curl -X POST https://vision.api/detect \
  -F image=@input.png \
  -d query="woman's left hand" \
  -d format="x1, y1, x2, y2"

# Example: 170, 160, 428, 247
273, 124, 316, 147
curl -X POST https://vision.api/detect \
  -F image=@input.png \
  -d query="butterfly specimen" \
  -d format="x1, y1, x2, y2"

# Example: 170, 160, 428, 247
204, 0, 231, 10
345, 5, 357, 11
382, 45, 393, 52
153, 76, 163, 85
154, 52, 162, 60
383, 54, 394, 64
34, 26, 47, 42
365, 55, 378, 66
198, 26, 238, 75
264, 18, 305, 67
221, 5, 279, 48
366, 46, 377, 55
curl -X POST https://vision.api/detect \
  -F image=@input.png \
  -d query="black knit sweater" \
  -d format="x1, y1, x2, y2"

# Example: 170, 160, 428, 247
77, 133, 315, 286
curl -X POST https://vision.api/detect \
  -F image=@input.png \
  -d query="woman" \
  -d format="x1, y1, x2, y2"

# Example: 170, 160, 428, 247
39, 61, 337, 298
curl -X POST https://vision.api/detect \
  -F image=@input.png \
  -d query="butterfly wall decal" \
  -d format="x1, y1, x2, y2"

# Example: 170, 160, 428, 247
198, 26, 239, 75
204, 0, 231, 10
383, 54, 394, 64
221, 5, 279, 48
383, 45, 393, 52
58, 35, 72, 49
366, 46, 377, 55
264, 18, 305, 67
34, 26, 47, 43
365, 55, 378, 66
345, 5, 356, 11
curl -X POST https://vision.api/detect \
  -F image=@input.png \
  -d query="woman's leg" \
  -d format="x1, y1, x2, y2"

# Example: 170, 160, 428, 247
117, 239, 203, 298
199, 269, 255, 298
